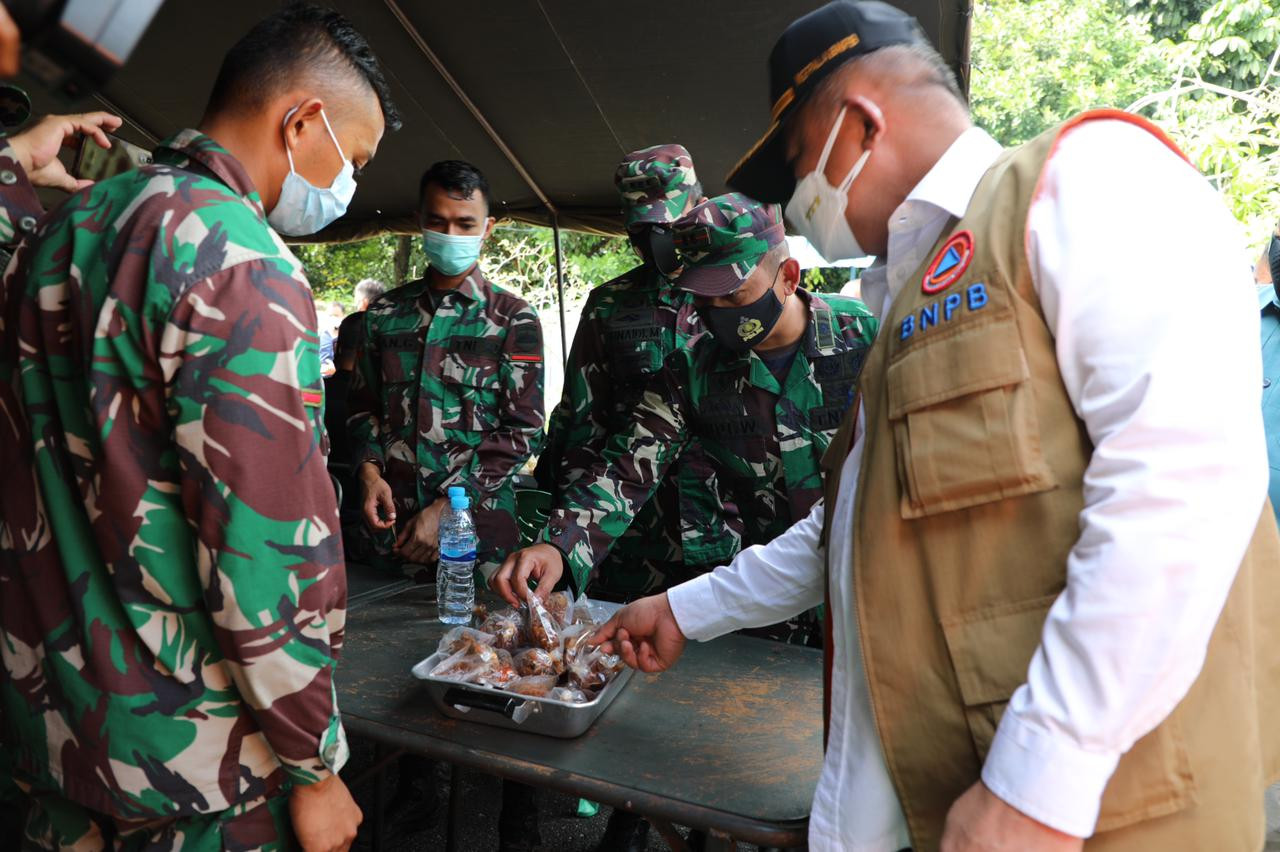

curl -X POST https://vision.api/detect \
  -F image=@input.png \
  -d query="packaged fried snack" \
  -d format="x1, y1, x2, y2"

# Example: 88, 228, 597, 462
506, 674, 559, 697
513, 647, 558, 678
526, 595, 561, 652
544, 590, 574, 628
568, 647, 625, 694
438, 626, 496, 656
478, 608, 525, 654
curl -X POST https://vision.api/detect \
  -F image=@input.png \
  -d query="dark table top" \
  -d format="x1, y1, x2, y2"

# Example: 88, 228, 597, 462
344, 561, 413, 610
336, 587, 823, 845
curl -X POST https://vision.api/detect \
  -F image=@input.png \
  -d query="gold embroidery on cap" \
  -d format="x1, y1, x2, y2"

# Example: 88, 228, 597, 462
794, 33, 861, 87
771, 87, 796, 121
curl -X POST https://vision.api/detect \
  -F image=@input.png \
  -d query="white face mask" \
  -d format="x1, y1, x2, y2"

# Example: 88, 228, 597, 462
267, 106, 357, 237
785, 105, 871, 263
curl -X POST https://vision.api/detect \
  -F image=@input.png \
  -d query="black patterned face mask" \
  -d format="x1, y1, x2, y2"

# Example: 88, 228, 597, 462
634, 225, 680, 277
697, 270, 786, 353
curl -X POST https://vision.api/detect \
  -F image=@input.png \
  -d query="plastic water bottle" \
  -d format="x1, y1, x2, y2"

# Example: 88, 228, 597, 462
437, 485, 476, 625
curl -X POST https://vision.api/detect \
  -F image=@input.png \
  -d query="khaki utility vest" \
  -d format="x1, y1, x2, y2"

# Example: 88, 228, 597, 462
819, 110, 1280, 850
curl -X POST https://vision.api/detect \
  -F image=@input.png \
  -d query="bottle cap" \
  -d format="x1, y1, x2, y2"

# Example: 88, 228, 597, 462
447, 485, 466, 500
450, 494, 470, 510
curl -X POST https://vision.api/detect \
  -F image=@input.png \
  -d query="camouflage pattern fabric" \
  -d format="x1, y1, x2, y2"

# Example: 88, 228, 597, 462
0, 130, 348, 824
17, 770, 293, 851
0, 142, 43, 246
0, 139, 42, 835
543, 290, 878, 590
671, 192, 787, 297
615, 144, 701, 229
535, 263, 704, 599
347, 272, 544, 574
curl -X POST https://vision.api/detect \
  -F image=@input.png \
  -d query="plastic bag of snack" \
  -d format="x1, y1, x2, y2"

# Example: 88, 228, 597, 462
525, 594, 561, 651
568, 646, 625, 693
437, 626, 496, 656
478, 608, 525, 653
476, 647, 518, 688
512, 647, 558, 678
569, 594, 607, 627
429, 648, 486, 683
548, 686, 592, 704
558, 622, 594, 667
505, 674, 559, 697
544, 590, 574, 628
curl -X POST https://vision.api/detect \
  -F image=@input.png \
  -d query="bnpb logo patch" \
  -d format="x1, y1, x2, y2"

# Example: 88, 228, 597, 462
922, 230, 974, 294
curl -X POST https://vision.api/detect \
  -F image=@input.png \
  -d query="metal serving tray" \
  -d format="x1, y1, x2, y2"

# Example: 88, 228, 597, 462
410, 600, 633, 738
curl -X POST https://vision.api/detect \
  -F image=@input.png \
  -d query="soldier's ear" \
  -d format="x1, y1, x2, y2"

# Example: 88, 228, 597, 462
779, 257, 802, 293
482, 216, 497, 240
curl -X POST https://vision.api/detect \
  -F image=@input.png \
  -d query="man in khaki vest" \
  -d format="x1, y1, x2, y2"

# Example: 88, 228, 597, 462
591, 2, 1280, 850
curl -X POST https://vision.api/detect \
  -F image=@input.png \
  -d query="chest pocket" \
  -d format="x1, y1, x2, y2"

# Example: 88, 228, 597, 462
380, 331, 422, 432
810, 346, 867, 434
694, 390, 768, 466
886, 315, 1056, 519
606, 309, 665, 379
439, 339, 502, 433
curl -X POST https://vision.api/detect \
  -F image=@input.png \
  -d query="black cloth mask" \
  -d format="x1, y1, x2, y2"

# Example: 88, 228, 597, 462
639, 225, 680, 277
698, 271, 787, 353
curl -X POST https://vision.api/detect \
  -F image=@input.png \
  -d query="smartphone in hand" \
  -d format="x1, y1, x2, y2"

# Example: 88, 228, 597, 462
71, 132, 150, 182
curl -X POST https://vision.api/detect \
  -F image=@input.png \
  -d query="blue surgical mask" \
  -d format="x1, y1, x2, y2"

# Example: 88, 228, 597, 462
422, 230, 484, 276
267, 106, 357, 237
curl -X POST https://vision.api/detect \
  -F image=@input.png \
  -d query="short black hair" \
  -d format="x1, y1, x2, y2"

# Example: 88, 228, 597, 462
205, 2, 401, 131
419, 160, 490, 213
334, 311, 366, 363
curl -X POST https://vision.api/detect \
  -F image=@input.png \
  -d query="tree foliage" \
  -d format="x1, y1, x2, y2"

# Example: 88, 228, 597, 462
974, 0, 1280, 251
1127, 0, 1214, 42
295, 225, 636, 310
970, 0, 1169, 147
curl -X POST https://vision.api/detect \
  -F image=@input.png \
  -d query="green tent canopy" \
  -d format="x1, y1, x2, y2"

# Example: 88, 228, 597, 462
20, 0, 971, 240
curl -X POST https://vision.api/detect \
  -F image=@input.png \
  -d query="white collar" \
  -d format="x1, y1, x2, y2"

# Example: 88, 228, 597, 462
903, 125, 1005, 219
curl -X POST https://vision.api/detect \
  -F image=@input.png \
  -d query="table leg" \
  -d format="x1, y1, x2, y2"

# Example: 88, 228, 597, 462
649, 818, 690, 852
371, 744, 388, 852
445, 763, 464, 852
703, 828, 736, 851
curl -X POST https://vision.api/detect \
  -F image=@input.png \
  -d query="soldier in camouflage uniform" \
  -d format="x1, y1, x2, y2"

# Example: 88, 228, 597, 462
0, 109, 125, 849
534, 144, 705, 601
347, 160, 544, 582
0, 5, 399, 849
496, 194, 878, 646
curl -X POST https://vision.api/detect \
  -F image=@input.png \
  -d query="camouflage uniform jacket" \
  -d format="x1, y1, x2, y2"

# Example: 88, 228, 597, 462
543, 291, 878, 589
0, 130, 348, 821
347, 272, 544, 571
536, 263, 705, 598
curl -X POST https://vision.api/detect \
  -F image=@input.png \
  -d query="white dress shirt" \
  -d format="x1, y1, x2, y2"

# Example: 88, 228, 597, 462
667, 120, 1268, 849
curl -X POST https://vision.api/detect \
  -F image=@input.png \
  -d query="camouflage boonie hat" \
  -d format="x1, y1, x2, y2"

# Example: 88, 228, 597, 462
671, 193, 786, 297
615, 144, 702, 229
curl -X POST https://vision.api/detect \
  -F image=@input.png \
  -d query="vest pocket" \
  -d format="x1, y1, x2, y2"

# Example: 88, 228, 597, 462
886, 316, 1056, 518
941, 596, 1196, 833
439, 353, 501, 433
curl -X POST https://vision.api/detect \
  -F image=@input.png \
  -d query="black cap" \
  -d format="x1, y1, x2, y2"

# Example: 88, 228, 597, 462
726, 1, 927, 204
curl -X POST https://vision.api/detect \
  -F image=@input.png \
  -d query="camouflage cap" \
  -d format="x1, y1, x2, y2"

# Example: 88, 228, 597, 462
671, 193, 786, 297
615, 144, 702, 228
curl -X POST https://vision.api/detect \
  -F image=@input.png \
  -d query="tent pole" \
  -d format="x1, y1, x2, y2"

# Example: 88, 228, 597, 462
552, 215, 568, 368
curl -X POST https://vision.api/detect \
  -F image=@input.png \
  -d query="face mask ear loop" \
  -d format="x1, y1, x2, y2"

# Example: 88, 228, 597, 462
839, 147, 872, 194
318, 107, 349, 161
816, 105, 848, 177
281, 105, 301, 175
770, 262, 788, 310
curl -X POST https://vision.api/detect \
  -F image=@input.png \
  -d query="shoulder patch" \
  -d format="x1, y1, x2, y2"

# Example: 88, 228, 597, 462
510, 323, 543, 361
